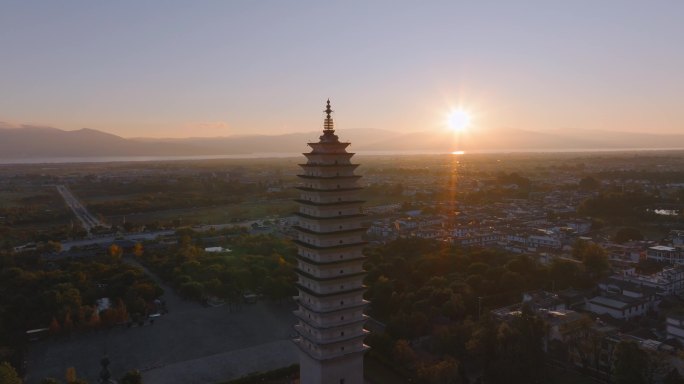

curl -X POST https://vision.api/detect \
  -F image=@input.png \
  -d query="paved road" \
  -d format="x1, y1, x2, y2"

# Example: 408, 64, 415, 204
59, 217, 292, 251
25, 260, 297, 384
56, 185, 108, 232
60, 231, 176, 251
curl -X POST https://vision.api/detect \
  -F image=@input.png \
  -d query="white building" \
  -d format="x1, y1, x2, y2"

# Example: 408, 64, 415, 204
666, 315, 684, 344
647, 245, 682, 264
586, 278, 660, 320
612, 266, 684, 295
527, 230, 562, 250
672, 230, 684, 249
586, 295, 653, 320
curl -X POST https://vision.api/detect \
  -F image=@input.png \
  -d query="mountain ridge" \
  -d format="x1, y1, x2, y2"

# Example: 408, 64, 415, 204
1, 124, 682, 158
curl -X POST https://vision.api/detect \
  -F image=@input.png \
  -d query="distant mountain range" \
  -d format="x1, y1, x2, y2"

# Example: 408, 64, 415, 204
0, 125, 209, 158
1, 122, 683, 159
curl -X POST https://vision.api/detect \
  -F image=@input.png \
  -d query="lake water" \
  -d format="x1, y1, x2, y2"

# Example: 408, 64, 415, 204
1, 148, 682, 165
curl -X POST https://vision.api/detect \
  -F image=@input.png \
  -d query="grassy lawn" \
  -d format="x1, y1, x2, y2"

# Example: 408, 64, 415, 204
0, 191, 30, 208
107, 200, 297, 225
81, 192, 147, 204
0, 187, 62, 208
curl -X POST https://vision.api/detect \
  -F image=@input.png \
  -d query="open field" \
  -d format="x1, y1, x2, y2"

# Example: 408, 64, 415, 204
0, 185, 75, 246
105, 199, 297, 226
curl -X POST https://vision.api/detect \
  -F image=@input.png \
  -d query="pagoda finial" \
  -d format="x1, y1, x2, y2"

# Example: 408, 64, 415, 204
323, 99, 334, 131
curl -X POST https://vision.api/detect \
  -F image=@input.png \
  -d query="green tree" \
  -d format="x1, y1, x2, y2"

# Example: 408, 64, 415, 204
393, 339, 418, 367
416, 357, 462, 384
120, 369, 143, 384
41, 241, 62, 253
0, 361, 22, 384
572, 238, 589, 259
614, 227, 644, 244
132, 243, 144, 258
579, 176, 600, 190
663, 368, 684, 384
577, 241, 610, 279
108, 244, 123, 261
179, 281, 204, 300
549, 259, 583, 289
48, 316, 61, 335
613, 341, 647, 384
65, 367, 77, 383
368, 275, 394, 318
485, 307, 547, 384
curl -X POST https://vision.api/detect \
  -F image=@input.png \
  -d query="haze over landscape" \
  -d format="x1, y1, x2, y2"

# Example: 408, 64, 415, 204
2, 1, 683, 144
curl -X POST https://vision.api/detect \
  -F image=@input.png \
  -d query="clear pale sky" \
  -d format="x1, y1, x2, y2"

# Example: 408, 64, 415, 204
1, 1, 682, 138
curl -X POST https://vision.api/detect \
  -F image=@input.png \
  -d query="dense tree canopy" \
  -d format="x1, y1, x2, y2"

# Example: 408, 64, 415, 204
613, 227, 644, 244
140, 234, 297, 304
363, 238, 604, 382
0, 361, 22, 384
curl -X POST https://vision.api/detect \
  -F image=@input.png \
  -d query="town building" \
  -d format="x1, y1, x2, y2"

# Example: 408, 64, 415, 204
612, 266, 684, 295
585, 278, 660, 320
293, 101, 369, 384
671, 230, 684, 249
666, 315, 684, 344
647, 245, 682, 264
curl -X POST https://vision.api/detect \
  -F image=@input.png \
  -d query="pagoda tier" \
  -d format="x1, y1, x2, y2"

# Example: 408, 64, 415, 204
293, 199, 365, 207
294, 100, 368, 384
298, 163, 360, 168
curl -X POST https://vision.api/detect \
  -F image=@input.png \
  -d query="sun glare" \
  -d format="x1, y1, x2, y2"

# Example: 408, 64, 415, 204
447, 109, 472, 132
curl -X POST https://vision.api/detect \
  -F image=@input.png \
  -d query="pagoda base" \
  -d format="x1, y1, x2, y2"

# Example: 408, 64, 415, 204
299, 349, 364, 384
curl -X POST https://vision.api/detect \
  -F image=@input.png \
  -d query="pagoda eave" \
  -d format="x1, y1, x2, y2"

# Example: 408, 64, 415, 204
297, 175, 362, 180
295, 329, 369, 347
294, 199, 365, 207
295, 187, 363, 193
293, 212, 366, 221
293, 339, 369, 362
292, 225, 368, 236
303, 152, 355, 157
308, 141, 350, 147
296, 284, 366, 298
299, 163, 360, 168
296, 269, 366, 282
292, 239, 368, 251
295, 254, 366, 266
296, 298, 370, 315
294, 312, 368, 330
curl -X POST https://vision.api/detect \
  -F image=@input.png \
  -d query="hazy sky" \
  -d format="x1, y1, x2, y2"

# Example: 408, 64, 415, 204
1, 1, 682, 138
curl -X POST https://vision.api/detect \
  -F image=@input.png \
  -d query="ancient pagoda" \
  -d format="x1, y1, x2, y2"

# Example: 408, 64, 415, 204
293, 100, 369, 384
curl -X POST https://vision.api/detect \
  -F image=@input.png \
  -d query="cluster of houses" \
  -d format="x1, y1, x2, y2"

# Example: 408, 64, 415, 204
367, 201, 592, 254
488, 230, 684, 379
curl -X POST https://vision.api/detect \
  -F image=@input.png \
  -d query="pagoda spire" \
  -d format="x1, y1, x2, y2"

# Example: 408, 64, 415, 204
323, 99, 334, 131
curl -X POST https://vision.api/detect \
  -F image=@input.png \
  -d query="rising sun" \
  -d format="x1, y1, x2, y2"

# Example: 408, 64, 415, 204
447, 109, 472, 132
